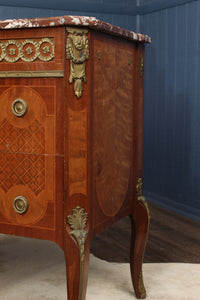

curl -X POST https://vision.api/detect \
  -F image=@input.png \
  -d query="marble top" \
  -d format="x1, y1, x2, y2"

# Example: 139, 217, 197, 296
0, 15, 151, 44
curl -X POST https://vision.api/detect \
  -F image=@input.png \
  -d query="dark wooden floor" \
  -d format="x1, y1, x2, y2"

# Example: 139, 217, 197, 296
91, 202, 200, 263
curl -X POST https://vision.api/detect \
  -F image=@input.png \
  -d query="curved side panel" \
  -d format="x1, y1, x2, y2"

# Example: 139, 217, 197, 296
92, 33, 134, 218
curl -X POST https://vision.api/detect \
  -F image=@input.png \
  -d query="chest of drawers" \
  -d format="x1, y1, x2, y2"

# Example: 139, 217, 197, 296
0, 16, 151, 300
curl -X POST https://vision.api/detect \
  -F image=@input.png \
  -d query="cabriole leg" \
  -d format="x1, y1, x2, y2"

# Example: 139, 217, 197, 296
64, 206, 90, 300
130, 196, 150, 299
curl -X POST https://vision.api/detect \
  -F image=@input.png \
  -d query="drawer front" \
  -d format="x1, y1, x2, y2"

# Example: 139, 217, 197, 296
0, 84, 56, 227
0, 27, 64, 75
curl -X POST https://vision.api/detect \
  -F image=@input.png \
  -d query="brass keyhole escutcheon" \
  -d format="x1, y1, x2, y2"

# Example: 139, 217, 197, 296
11, 98, 28, 117
139, 56, 144, 77
13, 196, 29, 215
97, 50, 101, 61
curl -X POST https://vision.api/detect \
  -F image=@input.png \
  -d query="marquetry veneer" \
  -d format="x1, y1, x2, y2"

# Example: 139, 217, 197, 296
0, 16, 151, 300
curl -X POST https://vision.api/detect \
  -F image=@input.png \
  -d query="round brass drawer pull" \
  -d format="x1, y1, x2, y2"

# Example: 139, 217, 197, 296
11, 98, 28, 117
13, 196, 29, 215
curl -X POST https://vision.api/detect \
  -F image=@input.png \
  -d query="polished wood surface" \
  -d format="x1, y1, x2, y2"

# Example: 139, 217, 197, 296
0, 78, 64, 246
91, 202, 200, 263
0, 19, 150, 300
0, 27, 64, 72
92, 32, 134, 230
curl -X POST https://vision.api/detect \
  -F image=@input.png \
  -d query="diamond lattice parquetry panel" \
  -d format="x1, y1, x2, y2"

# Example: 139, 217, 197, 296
0, 118, 45, 196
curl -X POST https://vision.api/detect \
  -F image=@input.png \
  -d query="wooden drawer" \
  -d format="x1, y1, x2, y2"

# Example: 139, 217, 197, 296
0, 83, 56, 227
0, 27, 64, 75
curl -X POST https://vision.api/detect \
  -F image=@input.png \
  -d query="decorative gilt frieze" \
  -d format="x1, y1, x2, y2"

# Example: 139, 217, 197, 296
0, 38, 54, 63
4, 40, 21, 62
38, 38, 54, 62
0, 42, 5, 62
66, 27, 89, 99
20, 39, 39, 62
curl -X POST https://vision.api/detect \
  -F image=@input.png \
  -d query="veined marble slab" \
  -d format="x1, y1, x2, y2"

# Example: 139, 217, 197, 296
0, 15, 151, 43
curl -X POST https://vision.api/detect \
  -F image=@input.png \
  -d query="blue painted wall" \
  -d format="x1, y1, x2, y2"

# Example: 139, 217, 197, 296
139, 0, 200, 222
0, 0, 199, 221
0, 1, 137, 30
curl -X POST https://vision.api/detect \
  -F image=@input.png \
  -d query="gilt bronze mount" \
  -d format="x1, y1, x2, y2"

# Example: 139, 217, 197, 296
66, 27, 89, 99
